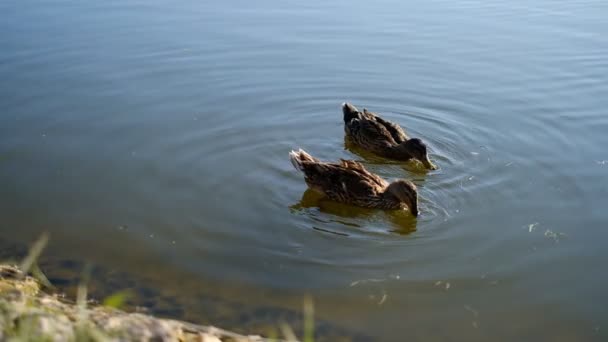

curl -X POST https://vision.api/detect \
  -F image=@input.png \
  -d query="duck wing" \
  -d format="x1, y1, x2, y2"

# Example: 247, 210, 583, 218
363, 109, 409, 144
339, 159, 386, 188
301, 160, 387, 201
346, 118, 398, 148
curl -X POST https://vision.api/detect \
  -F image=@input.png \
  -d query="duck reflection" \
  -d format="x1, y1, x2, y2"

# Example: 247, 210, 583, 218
290, 189, 418, 235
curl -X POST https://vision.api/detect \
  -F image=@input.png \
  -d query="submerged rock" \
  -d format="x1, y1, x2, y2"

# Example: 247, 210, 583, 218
0, 265, 281, 342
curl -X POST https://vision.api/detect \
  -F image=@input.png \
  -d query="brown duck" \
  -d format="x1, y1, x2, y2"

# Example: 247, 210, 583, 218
289, 149, 419, 216
342, 102, 437, 170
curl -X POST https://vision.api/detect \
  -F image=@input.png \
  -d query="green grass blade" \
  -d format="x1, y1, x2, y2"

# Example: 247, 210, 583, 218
303, 295, 314, 342
18, 232, 49, 276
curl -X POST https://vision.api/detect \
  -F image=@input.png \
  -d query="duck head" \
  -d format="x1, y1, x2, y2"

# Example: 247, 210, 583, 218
394, 138, 437, 170
385, 180, 419, 216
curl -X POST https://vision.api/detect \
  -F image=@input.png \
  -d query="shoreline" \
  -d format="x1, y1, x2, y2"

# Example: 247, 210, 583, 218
0, 264, 281, 341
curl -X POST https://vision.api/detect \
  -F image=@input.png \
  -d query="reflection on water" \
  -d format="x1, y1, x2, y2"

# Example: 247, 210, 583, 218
1, 0, 608, 340
291, 189, 418, 235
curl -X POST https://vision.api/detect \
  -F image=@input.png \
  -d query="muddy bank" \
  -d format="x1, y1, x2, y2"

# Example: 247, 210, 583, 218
0, 264, 279, 341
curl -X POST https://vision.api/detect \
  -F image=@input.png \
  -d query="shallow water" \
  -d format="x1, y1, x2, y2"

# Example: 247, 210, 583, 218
1, 0, 607, 340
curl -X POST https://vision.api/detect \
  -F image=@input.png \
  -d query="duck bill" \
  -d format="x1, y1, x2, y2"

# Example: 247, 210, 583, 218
422, 156, 437, 170
411, 208, 419, 217
410, 197, 419, 217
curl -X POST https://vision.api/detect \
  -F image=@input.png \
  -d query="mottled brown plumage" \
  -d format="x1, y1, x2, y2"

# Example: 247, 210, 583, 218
289, 149, 419, 216
342, 103, 437, 170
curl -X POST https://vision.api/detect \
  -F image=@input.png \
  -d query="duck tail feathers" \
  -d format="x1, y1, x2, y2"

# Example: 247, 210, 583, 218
342, 102, 361, 123
289, 149, 316, 172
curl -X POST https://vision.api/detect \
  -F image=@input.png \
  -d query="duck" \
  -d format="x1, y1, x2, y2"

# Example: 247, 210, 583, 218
289, 149, 419, 216
342, 102, 437, 170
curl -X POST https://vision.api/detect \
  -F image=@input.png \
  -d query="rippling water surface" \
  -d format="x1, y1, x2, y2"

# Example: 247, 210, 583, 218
1, 0, 607, 340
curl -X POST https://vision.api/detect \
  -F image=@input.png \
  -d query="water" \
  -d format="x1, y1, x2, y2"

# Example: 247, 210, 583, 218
1, 0, 607, 340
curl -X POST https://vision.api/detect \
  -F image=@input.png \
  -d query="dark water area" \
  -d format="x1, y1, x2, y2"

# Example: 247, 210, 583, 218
1, 0, 607, 340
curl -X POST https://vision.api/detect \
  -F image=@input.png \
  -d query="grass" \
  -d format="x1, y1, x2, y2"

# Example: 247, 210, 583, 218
278, 295, 315, 342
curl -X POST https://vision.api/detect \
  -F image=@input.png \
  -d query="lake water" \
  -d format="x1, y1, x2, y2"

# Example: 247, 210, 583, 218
1, 0, 607, 340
